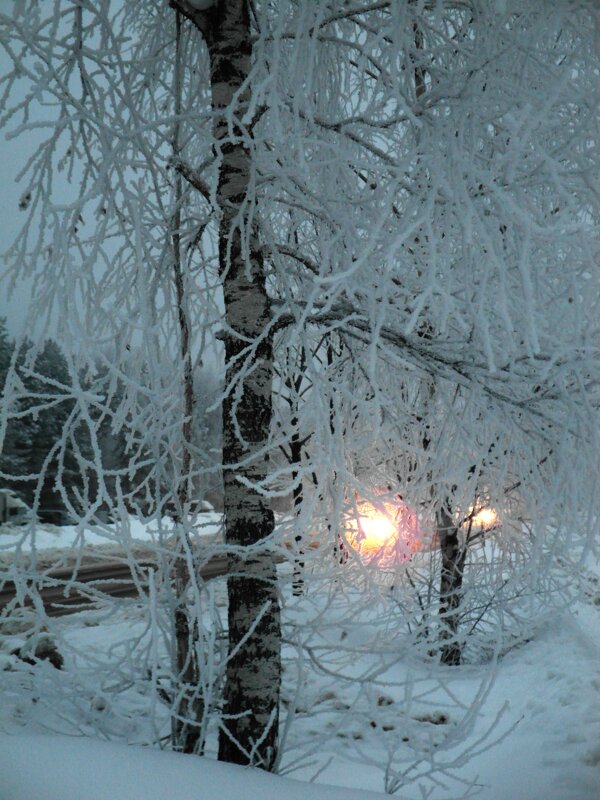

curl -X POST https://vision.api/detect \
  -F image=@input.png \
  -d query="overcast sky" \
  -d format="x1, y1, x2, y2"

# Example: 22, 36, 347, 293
1, 0, 82, 340
0, 138, 39, 336
0, 14, 39, 337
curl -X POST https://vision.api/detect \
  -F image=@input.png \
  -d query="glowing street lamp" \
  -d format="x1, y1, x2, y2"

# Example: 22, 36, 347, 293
348, 501, 419, 562
464, 506, 500, 532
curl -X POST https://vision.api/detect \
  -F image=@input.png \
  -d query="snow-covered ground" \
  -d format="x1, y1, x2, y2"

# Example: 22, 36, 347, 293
1, 523, 599, 799
0, 513, 223, 552
1, 596, 599, 800
0, 513, 223, 567
0, 733, 384, 800
278, 569, 600, 799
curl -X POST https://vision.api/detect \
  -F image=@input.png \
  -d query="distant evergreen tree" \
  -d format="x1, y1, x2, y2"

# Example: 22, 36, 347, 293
24, 340, 68, 523
87, 364, 134, 520
0, 318, 10, 379
0, 332, 92, 525
0, 322, 34, 501
22, 339, 92, 524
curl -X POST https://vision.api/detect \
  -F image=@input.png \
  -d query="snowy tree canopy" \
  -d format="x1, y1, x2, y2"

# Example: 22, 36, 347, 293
1, 1, 597, 528
0, 0, 599, 786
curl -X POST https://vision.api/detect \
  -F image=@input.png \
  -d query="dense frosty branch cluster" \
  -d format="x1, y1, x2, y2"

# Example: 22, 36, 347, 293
0, 0, 598, 791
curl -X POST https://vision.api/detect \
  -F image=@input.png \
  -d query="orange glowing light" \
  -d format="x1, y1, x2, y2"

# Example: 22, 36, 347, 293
348, 501, 420, 562
357, 512, 397, 549
469, 507, 499, 530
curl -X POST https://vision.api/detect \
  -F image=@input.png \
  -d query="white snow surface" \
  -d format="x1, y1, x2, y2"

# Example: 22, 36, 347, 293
1, 599, 599, 799
0, 514, 223, 561
289, 604, 600, 800
0, 734, 384, 800
0, 537, 599, 799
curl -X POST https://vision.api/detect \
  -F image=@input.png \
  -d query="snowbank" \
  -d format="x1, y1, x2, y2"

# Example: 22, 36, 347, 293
0, 734, 385, 800
0, 513, 223, 566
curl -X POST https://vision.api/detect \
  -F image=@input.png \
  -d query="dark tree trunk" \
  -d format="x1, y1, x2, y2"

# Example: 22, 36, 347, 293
285, 346, 307, 596
170, 8, 204, 756
437, 504, 466, 666
290, 421, 305, 595
172, 0, 281, 770
326, 340, 348, 566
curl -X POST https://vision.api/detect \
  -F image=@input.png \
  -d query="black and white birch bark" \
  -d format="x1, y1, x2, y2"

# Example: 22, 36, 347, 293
170, 8, 204, 755
436, 503, 466, 666
170, 0, 281, 769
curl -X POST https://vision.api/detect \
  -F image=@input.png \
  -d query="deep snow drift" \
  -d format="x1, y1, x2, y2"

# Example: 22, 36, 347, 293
0, 734, 385, 800
1, 519, 599, 799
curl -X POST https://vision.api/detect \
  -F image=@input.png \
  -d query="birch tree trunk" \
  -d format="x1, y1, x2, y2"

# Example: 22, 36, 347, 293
290, 413, 304, 595
171, 9, 203, 756
437, 504, 466, 666
171, 0, 281, 769
411, 20, 463, 667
